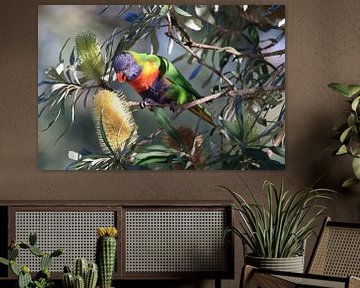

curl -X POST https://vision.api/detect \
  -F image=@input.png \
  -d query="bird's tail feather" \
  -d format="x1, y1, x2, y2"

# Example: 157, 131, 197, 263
189, 106, 215, 127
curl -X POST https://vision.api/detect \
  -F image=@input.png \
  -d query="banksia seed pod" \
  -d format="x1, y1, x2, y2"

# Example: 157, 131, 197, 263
75, 258, 88, 280
93, 90, 137, 153
63, 272, 74, 288
96, 227, 118, 288
85, 262, 98, 288
73, 275, 85, 288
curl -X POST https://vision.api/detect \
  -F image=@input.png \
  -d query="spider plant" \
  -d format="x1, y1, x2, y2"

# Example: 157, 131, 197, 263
223, 179, 335, 258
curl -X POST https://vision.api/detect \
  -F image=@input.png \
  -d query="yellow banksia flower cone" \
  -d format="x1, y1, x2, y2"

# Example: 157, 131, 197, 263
93, 90, 137, 153
97, 227, 118, 238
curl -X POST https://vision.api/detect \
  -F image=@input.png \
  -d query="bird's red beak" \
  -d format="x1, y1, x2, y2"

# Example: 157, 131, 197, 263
116, 71, 127, 83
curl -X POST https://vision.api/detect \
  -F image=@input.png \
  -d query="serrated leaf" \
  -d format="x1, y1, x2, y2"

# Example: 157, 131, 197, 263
328, 83, 351, 97
342, 177, 360, 187
268, 146, 285, 158
336, 145, 348, 155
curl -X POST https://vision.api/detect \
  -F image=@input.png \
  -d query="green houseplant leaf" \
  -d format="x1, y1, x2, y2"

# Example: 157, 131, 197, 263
223, 178, 335, 258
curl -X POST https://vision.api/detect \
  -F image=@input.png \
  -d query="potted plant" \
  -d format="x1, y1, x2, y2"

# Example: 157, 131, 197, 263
0, 232, 63, 288
222, 179, 334, 273
328, 83, 360, 187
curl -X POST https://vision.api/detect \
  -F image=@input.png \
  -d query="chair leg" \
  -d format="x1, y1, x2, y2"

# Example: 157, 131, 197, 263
240, 265, 255, 288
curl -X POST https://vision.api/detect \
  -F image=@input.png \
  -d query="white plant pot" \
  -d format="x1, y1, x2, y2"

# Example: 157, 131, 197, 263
245, 254, 305, 273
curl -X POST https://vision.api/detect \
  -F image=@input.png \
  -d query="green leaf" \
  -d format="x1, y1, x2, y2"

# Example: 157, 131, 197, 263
176, 14, 203, 31
150, 30, 159, 55
342, 177, 360, 188
352, 157, 360, 179
328, 83, 352, 97
340, 126, 352, 143
247, 25, 259, 46
221, 120, 241, 143
351, 96, 360, 111
195, 5, 215, 24
174, 7, 192, 17
336, 145, 348, 155
348, 85, 360, 96
268, 146, 285, 158
0, 257, 9, 266
153, 108, 183, 146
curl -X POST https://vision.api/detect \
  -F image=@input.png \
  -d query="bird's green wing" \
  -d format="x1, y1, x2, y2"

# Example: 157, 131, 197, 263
157, 56, 201, 102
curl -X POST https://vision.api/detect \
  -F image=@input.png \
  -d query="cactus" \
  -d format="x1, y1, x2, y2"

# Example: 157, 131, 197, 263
63, 259, 98, 288
41, 253, 52, 270
85, 262, 98, 288
0, 233, 63, 288
29, 245, 44, 257
29, 232, 37, 246
9, 246, 19, 260
74, 275, 85, 288
74, 258, 88, 279
63, 272, 74, 288
18, 267, 32, 288
96, 227, 118, 288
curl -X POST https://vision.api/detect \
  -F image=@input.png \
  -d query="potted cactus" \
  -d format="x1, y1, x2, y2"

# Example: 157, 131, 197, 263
62, 258, 98, 288
96, 227, 118, 288
0, 232, 63, 288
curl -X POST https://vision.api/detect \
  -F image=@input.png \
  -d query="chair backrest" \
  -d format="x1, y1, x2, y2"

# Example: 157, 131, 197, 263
307, 217, 360, 277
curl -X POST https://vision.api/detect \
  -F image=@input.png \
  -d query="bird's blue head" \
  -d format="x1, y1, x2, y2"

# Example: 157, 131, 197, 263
113, 52, 142, 83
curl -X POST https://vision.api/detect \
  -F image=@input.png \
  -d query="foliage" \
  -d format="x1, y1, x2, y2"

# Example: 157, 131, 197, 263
0, 232, 63, 288
329, 83, 360, 187
222, 179, 335, 258
38, 5, 285, 170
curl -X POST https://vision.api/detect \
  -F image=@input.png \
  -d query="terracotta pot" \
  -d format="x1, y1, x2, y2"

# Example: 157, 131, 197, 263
245, 254, 305, 273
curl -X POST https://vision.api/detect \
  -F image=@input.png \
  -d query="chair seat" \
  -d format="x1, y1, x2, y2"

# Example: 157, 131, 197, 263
277, 274, 346, 288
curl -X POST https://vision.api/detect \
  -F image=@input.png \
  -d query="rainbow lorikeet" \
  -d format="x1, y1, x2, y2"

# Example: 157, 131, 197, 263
113, 50, 215, 126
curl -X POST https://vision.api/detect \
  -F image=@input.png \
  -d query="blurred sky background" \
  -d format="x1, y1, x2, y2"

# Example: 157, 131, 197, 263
38, 5, 285, 170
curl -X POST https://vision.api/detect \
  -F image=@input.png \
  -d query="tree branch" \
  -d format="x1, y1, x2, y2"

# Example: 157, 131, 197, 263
185, 41, 285, 59
127, 84, 285, 112
165, 12, 235, 88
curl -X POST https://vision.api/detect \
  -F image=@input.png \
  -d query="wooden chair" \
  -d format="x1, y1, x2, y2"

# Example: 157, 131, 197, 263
241, 217, 360, 288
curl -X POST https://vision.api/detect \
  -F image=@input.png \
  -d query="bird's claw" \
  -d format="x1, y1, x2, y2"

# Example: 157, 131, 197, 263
140, 98, 158, 110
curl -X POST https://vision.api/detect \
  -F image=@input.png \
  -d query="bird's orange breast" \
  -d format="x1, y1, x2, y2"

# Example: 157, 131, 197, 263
128, 62, 159, 93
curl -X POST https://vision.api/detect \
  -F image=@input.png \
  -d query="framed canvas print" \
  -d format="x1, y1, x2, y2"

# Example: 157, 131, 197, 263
38, 5, 285, 170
